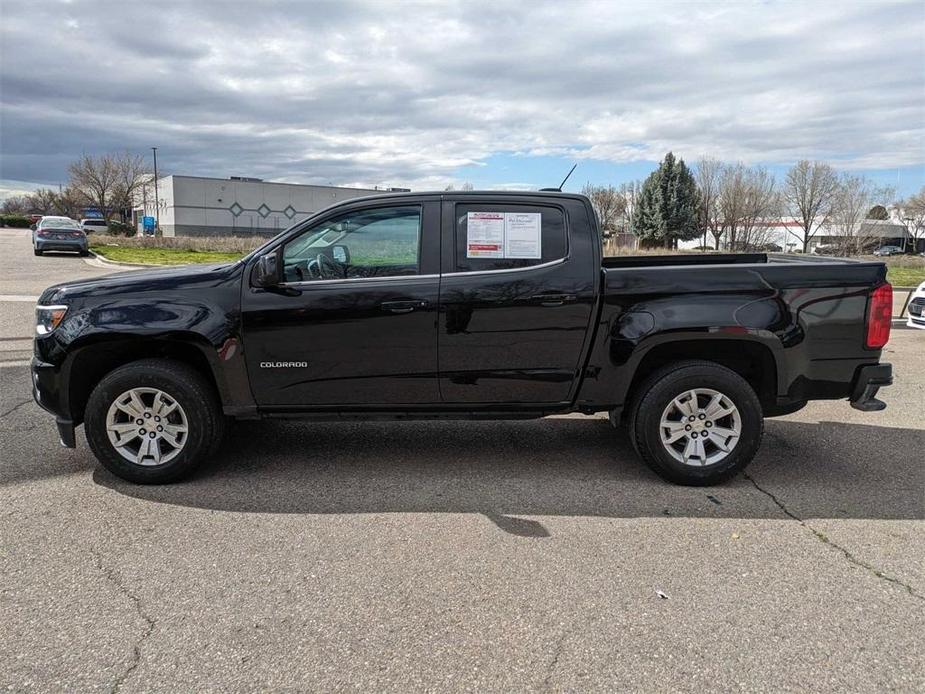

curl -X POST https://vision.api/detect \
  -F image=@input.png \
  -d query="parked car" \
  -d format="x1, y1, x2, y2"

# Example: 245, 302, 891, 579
79, 218, 109, 234
32, 216, 88, 256
813, 244, 839, 255
906, 281, 925, 330
32, 191, 893, 486
873, 245, 904, 256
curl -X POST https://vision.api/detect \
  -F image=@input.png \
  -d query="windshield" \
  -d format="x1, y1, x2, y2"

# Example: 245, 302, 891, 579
40, 219, 81, 229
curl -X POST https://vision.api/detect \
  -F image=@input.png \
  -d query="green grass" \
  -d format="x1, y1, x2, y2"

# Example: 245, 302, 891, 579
887, 266, 925, 287
91, 245, 243, 266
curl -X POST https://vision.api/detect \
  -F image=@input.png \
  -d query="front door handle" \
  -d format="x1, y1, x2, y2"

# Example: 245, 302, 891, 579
531, 293, 576, 307
381, 300, 428, 314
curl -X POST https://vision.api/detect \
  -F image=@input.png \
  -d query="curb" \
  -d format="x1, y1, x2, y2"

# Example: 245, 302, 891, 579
83, 250, 150, 270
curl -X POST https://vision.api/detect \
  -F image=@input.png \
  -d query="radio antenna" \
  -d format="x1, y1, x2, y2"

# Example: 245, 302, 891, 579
539, 163, 578, 192
558, 163, 578, 191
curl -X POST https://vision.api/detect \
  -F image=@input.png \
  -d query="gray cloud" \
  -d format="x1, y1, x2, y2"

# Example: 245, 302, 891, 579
1, 0, 923, 190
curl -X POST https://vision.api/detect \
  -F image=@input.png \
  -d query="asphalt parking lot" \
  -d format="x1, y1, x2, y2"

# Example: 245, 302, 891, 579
1, 227, 923, 692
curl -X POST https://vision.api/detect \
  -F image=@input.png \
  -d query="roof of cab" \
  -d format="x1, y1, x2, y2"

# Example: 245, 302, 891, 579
344, 189, 591, 204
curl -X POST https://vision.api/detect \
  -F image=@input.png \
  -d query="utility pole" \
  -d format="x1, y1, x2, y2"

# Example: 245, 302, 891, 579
151, 147, 160, 236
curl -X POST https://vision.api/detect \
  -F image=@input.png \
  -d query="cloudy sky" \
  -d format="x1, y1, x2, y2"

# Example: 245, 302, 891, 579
1, 0, 923, 200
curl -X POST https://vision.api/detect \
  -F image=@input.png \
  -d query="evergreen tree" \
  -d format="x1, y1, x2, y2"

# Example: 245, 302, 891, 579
632, 152, 701, 248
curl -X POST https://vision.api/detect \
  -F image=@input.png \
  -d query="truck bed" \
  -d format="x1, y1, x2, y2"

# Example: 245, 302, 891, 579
578, 251, 889, 413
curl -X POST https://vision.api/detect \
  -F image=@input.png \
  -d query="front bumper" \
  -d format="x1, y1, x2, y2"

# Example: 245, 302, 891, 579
31, 356, 76, 448
907, 297, 925, 329
849, 363, 892, 412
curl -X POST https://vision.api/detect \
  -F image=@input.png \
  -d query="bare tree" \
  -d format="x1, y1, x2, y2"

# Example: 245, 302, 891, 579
737, 166, 779, 250
698, 163, 781, 251
782, 160, 839, 253
829, 175, 894, 255
616, 181, 640, 234
68, 153, 122, 220
111, 152, 153, 220
718, 163, 750, 250
694, 158, 722, 249
53, 186, 87, 219
1, 196, 27, 214
26, 188, 60, 214
580, 182, 626, 235
899, 186, 925, 253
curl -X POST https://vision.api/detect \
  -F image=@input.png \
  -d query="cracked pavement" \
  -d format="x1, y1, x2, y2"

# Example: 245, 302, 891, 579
1, 228, 923, 691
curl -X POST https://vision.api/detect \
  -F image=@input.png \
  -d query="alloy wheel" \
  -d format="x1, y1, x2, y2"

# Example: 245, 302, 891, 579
659, 388, 741, 467
105, 387, 189, 466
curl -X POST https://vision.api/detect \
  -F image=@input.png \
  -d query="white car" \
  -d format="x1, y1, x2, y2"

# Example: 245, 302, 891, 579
79, 218, 108, 234
906, 281, 925, 330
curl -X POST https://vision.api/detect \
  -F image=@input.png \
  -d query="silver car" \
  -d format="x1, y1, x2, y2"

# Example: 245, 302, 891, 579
79, 218, 109, 234
32, 216, 89, 256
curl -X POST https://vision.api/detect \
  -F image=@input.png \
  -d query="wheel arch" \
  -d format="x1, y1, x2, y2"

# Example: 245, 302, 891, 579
64, 334, 227, 426
620, 335, 782, 416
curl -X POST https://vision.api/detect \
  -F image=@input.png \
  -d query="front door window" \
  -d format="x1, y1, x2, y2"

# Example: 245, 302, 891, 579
282, 205, 422, 282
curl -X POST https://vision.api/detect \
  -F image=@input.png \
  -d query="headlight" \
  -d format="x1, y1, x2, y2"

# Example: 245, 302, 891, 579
35, 305, 68, 335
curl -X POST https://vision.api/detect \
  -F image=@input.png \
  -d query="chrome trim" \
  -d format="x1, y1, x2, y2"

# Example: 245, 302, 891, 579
442, 257, 567, 278
271, 257, 568, 287
277, 273, 440, 289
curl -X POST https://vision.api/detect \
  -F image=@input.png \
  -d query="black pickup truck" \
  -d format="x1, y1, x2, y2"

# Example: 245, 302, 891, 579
32, 191, 893, 485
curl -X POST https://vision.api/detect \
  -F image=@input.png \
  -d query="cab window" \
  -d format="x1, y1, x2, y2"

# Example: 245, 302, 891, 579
453, 204, 567, 272
282, 206, 421, 283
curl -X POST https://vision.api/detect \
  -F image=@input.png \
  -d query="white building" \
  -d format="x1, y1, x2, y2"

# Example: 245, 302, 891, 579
133, 175, 408, 237
678, 218, 916, 253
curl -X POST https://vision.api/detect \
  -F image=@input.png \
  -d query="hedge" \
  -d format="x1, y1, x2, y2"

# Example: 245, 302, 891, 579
0, 215, 32, 228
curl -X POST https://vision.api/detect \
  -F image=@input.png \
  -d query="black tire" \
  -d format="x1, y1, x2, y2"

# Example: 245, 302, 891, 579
629, 360, 763, 486
33, 248, 42, 256
85, 359, 224, 484
78, 249, 89, 257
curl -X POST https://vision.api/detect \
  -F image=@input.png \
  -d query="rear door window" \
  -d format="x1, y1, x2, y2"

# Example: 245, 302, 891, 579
453, 203, 567, 272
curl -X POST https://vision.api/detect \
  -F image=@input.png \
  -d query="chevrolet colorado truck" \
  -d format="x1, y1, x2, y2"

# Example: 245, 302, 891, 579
32, 191, 894, 485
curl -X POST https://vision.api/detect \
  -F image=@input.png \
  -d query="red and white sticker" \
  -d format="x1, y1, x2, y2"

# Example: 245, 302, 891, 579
466, 212, 505, 258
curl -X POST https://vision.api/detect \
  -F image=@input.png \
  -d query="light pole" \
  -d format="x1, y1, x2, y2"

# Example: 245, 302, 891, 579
151, 147, 160, 236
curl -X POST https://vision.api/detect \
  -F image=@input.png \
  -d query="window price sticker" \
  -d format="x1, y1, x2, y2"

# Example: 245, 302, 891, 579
466, 212, 541, 259
466, 212, 505, 257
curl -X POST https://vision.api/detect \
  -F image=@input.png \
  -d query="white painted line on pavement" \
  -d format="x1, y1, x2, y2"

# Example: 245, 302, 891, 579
0, 360, 32, 367
0, 295, 39, 302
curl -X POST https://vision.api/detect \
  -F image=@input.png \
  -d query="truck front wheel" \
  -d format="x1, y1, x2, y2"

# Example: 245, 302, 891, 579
629, 360, 764, 486
84, 359, 224, 484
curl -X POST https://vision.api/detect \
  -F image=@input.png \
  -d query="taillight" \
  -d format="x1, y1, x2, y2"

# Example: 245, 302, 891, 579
37, 229, 51, 237
866, 283, 892, 349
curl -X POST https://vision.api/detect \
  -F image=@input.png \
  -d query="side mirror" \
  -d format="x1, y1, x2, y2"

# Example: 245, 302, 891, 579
253, 250, 281, 287
30, 224, 36, 231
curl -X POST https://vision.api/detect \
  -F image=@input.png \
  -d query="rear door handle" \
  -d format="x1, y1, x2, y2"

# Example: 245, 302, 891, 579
381, 300, 428, 314
531, 293, 576, 307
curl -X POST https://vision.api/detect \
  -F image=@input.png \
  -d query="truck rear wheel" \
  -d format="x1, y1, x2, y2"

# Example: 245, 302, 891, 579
629, 360, 763, 486
85, 359, 224, 484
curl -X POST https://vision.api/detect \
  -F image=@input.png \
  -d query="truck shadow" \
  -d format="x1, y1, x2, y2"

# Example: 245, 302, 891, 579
93, 417, 925, 532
